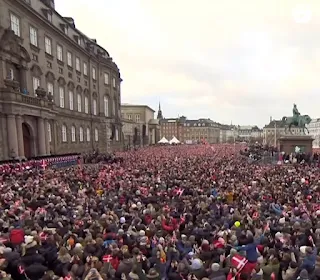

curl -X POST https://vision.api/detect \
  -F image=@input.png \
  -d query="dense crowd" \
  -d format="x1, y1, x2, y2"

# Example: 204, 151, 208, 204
0, 144, 319, 280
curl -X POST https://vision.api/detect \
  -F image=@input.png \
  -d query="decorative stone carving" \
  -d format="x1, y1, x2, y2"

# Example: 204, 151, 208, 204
35, 87, 47, 98
57, 77, 66, 86
30, 64, 43, 77
45, 71, 55, 82
0, 29, 31, 63
67, 81, 75, 90
76, 85, 82, 93
4, 78, 20, 92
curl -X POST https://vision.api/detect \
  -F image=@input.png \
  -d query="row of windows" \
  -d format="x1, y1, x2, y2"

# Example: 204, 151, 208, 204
10, 13, 117, 87
60, 125, 99, 143
32, 78, 115, 116
126, 114, 141, 122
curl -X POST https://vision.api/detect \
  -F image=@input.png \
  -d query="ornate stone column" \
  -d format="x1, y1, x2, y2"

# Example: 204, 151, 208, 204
7, 115, 18, 158
37, 117, 46, 155
16, 115, 25, 158
44, 119, 50, 155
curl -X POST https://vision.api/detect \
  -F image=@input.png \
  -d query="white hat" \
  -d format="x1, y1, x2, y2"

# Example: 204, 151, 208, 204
120, 217, 126, 224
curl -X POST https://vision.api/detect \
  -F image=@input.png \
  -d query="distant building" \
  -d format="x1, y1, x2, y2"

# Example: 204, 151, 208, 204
307, 118, 320, 148
159, 117, 184, 142
237, 125, 263, 141
263, 118, 301, 146
160, 116, 220, 144
121, 104, 159, 146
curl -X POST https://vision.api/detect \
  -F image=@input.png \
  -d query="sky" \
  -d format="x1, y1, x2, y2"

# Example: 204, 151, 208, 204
55, 0, 320, 127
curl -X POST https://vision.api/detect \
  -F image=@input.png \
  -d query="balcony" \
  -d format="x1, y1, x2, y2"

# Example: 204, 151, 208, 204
0, 87, 53, 109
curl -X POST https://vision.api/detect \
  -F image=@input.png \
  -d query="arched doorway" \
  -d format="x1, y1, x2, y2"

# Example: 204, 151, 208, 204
22, 123, 32, 159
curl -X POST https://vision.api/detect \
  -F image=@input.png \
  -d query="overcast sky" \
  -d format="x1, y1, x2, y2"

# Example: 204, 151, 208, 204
55, 0, 319, 127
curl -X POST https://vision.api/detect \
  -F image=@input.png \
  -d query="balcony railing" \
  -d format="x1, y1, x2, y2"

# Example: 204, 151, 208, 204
0, 87, 53, 109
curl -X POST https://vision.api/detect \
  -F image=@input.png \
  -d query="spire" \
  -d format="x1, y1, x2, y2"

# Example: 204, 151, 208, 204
157, 101, 163, 120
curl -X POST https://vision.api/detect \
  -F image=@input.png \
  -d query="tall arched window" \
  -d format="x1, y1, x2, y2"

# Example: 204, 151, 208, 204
79, 126, 84, 142
93, 98, 97, 115
94, 128, 99, 142
104, 96, 109, 117
59, 87, 65, 108
86, 127, 91, 142
61, 124, 67, 142
48, 122, 52, 143
84, 96, 89, 114
77, 93, 82, 112
71, 126, 76, 142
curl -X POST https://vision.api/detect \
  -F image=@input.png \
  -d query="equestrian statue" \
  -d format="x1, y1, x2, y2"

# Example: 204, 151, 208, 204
282, 104, 311, 135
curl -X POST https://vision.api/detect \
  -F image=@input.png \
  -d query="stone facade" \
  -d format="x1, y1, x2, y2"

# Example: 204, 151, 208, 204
0, 0, 123, 160
121, 104, 160, 146
160, 117, 220, 144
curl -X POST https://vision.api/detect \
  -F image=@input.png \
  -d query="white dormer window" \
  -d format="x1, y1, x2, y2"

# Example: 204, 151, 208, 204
77, 37, 81, 45
64, 25, 68, 35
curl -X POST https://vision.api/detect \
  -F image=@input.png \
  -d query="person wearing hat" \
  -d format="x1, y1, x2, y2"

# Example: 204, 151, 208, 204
146, 268, 160, 280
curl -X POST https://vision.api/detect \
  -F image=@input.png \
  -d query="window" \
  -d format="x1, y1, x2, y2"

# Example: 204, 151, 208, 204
47, 12, 52, 22
93, 99, 97, 115
95, 128, 99, 142
67, 52, 72, 67
112, 77, 116, 88
29, 26, 38, 46
57, 45, 63, 61
92, 67, 96, 80
84, 96, 89, 114
104, 73, 109, 84
86, 128, 91, 142
83, 62, 88, 75
47, 82, 54, 96
69, 90, 74, 110
10, 13, 20, 37
32, 77, 40, 94
59, 87, 65, 108
77, 37, 81, 45
76, 57, 80, 72
64, 25, 68, 35
77, 93, 82, 112
48, 122, 52, 142
79, 127, 84, 142
128, 114, 132, 120
115, 128, 119, 141
71, 126, 76, 142
45, 37, 52, 54
135, 114, 140, 122
62, 125, 67, 142
103, 96, 109, 116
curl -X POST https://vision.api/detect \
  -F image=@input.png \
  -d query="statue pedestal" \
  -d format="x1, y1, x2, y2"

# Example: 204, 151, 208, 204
278, 135, 314, 154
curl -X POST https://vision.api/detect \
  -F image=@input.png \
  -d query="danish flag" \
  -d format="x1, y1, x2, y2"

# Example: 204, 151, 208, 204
175, 188, 184, 196
39, 232, 48, 241
40, 160, 47, 170
102, 255, 113, 263
231, 254, 248, 271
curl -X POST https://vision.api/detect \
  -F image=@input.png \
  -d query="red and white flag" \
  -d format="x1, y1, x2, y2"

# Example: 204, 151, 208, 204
102, 254, 113, 263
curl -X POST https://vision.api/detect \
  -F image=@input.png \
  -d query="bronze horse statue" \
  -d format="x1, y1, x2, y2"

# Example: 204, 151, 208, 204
281, 114, 311, 135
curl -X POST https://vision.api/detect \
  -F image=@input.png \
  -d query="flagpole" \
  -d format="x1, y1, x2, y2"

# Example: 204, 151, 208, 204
274, 121, 277, 148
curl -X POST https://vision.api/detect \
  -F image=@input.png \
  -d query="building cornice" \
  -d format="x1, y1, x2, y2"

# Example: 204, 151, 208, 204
12, 0, 120, 73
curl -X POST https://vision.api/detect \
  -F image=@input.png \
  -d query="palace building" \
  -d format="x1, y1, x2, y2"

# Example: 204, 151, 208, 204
0, 0, 123, 160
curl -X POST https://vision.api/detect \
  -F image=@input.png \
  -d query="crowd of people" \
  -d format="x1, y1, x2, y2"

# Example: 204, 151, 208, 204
0, 144, 319, 280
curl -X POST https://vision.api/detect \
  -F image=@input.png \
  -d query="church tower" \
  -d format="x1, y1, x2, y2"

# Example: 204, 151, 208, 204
157, 102, 163, 120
